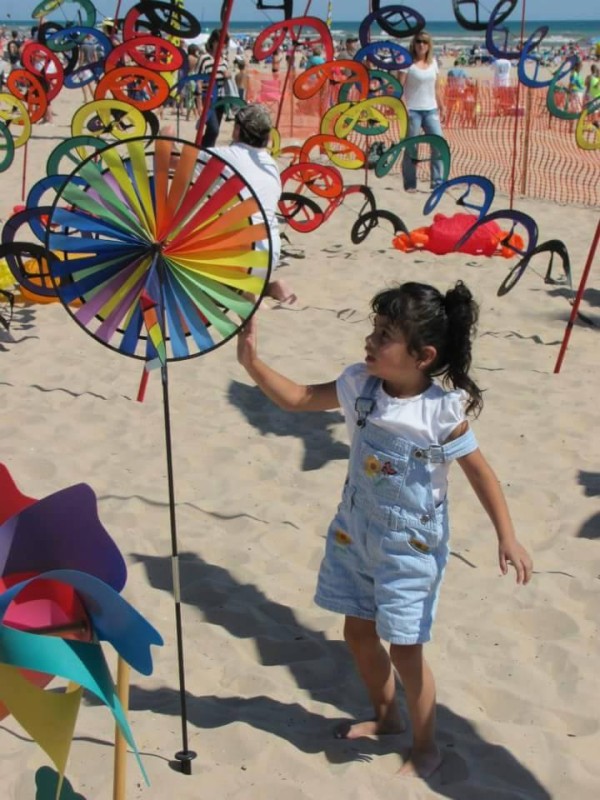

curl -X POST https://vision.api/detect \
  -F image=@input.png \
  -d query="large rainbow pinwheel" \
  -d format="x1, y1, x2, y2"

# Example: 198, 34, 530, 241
46, 135, 272, 362
40, 131, 274, 775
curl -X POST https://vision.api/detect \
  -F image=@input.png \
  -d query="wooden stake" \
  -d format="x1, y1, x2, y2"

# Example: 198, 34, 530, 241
113, 656, 131, 800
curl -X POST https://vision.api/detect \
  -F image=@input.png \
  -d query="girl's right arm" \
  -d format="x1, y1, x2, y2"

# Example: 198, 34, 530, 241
237, 315, 339, 412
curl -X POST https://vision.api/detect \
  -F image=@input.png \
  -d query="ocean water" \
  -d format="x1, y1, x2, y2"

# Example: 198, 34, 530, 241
327, 19, 600, 49
1, 17, 598, 51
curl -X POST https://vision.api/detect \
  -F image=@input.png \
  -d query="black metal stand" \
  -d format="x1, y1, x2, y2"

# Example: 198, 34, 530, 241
159, 266, 197, 774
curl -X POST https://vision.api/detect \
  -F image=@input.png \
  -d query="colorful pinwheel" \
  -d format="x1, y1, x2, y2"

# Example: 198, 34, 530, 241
46, 135, 271, 362
0, 464, 163, 794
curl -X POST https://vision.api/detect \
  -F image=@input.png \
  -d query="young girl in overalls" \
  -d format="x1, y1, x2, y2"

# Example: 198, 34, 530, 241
237, 280, 532, 778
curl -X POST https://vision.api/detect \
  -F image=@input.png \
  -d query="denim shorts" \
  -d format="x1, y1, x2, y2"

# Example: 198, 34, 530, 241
314, 485, 450, 645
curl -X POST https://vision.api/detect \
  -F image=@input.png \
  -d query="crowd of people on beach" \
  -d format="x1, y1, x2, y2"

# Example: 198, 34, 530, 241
1, 21, 599, 122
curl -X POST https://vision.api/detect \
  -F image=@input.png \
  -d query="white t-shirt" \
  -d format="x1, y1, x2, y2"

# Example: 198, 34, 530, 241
336, 363, 469, 504
492, 58, 512, 87
209, 142, 282, 265
402, 61, 439, 111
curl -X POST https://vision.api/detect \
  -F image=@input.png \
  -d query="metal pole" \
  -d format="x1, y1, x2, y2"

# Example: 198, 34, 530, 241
136, 366, 149, 403
158, 265, 196, 774
520, 86, 533, 196
509, 0, 528, 209
554, 219, 600, 374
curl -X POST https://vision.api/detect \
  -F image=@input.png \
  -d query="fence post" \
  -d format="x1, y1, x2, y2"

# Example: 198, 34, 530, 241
520, 86, 533, 197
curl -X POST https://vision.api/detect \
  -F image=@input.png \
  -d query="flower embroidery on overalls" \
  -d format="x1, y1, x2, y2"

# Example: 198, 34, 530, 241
334, 529, 352, 547
363, 455, 398, 482
364, 455, 381, 476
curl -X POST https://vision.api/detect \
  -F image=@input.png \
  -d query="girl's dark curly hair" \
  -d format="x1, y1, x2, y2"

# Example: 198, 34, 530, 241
371, 281, 483, 416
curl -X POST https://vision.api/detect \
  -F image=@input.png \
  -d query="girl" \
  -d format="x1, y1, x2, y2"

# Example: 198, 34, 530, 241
237, 280, 532, 778
397, 31, 446, 192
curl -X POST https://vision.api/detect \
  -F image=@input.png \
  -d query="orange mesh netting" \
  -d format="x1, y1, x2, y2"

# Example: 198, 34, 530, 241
246, 67, 328, 145
248, 70, 598, 208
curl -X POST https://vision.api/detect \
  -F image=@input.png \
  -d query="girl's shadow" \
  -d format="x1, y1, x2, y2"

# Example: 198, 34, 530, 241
227, 380, 349, 470
126, 550, 551, 798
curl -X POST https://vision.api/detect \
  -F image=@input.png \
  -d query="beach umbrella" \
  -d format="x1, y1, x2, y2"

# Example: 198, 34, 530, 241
44, 134, 273, 772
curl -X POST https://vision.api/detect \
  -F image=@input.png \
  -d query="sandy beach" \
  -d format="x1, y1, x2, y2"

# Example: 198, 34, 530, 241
1, 77, 599, 800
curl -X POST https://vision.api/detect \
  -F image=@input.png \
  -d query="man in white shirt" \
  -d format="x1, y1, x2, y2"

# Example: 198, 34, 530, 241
336, 35, 359, 61
162, 105, 294, 303
211, 104, 294, 303
491, 58, 514, 116
210, 106, 280, 262
492, 58, 512, 87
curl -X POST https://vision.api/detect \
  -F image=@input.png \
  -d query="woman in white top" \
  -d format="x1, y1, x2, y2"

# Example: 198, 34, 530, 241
399, 32, 445, 193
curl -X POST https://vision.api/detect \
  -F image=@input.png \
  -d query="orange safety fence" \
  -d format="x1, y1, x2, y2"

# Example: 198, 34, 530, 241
248, 69, 598, 208
246, 67, 330, 144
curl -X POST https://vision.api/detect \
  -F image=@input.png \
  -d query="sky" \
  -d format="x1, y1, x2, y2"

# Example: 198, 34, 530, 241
3, 0, 598, 22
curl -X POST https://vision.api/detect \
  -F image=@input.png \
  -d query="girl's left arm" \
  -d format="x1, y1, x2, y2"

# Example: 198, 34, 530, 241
457, 448, 533, 584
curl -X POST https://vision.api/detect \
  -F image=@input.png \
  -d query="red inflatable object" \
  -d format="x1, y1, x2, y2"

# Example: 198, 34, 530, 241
393, 212, 523, 258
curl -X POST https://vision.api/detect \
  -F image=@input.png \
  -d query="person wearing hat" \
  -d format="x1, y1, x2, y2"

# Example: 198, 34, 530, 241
336, 35, 359, 61
101, 18, 120, 48
162, 105, 294, 302
211, 104, 294, 303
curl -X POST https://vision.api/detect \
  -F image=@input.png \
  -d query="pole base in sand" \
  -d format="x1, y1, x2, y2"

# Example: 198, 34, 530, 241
174, 750, 197, 775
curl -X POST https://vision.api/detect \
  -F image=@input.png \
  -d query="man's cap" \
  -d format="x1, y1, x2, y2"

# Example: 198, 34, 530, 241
235, 104, 272, 137
345, 35, 359, 43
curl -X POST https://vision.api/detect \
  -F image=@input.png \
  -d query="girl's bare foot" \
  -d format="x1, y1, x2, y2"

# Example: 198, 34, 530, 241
398, 745, 442, 778
334, 716, 404, 740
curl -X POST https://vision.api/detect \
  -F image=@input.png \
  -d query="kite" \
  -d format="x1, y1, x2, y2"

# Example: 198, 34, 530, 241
392, 212, 525, 257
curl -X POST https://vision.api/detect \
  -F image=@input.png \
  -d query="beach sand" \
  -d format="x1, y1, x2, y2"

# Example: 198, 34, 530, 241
1, 85, 599, 800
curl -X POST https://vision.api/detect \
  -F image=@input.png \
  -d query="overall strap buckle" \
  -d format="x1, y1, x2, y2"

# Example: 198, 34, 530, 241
414, 429, 478, 462
354, 376, 379, 427
355, 397, 375, 427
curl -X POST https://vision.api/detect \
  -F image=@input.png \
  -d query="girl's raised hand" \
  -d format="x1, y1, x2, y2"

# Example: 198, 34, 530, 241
499, 539, 533, 585
237, 313, 257, 368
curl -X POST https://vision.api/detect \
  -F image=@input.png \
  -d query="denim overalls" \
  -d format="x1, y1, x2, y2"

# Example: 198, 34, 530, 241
315, 377, 478, 645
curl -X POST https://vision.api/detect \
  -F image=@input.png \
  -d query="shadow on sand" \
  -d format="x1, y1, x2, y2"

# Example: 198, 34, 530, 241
227, 380, 349, 471
121, 550, 551, 799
